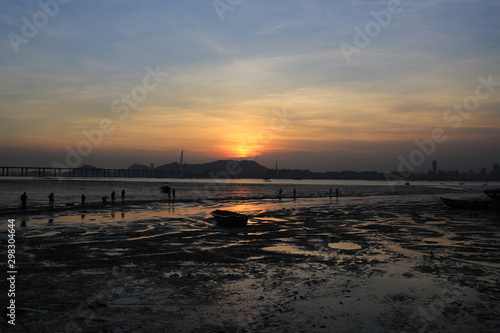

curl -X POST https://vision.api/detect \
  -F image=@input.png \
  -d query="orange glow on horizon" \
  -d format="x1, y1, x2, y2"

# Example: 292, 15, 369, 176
217, 131, 265, 159
233, 144, 259, 158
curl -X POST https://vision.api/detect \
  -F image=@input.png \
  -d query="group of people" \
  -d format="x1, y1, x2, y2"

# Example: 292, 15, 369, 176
162, 185, 176, 199
277, 187, 340, 199
19, 189, 127, 209
101, 189, 125, 204
20, 186, 339, 209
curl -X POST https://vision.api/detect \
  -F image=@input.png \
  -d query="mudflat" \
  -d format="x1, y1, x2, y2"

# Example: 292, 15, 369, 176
3, 197, 500, 332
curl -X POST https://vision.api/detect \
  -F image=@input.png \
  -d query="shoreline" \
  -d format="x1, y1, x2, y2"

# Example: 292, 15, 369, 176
0, 195, 340, 217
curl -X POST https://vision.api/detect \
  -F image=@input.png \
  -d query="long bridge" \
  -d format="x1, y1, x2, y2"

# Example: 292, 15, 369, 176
0, 166, 174, 178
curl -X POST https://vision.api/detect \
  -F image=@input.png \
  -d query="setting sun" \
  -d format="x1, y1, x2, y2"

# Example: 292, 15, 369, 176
233, 143, 259, 158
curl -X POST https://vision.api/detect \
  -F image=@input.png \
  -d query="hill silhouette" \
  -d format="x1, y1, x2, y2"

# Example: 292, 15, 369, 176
127, 164, 151, 171
155, 160, 273, 178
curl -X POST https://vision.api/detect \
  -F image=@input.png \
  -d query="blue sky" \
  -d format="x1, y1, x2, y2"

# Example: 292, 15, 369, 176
1, 0, 499, 172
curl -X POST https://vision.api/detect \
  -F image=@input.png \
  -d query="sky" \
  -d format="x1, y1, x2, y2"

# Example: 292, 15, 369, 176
0, 0, 499, 173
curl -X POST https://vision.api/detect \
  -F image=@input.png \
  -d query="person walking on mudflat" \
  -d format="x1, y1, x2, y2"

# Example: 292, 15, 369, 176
121, 189, 125, 203
48, 192, 55, 207
20, 192, 27, 209
81, 194, 86, 206
111, 191, 116, 204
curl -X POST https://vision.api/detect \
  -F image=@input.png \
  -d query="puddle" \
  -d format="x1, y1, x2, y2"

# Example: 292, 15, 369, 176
262, 244, 318, 256
135, 225, 155, 233
253, 217, 289, 222
106, 249, 129, 256
328, 242, 362, 250
26, 231, 61, 238
247, 256, 266, 260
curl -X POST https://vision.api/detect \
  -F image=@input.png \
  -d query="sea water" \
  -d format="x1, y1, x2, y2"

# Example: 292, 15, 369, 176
0, 177, 496, 210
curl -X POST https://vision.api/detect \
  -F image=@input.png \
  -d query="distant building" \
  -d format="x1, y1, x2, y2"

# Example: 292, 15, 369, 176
432, 160, 437, 176
150, 163, 154, 170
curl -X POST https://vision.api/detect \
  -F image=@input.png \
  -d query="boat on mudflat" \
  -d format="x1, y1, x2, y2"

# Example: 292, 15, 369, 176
485, 188, 500, 201
488, 201, 500, 212
440, 197, 492, 210
211, 209, 248, 227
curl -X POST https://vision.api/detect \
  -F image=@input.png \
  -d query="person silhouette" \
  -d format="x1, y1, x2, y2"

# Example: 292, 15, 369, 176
278, 188, 283, 198
111, 191, 116, 203
81, 194, 86, 205
20, 192, 27, 209
121, 189, 125, 203
48, 192, 55, 207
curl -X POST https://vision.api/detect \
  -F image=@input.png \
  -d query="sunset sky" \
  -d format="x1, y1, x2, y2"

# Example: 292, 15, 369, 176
1, 0, 499, 172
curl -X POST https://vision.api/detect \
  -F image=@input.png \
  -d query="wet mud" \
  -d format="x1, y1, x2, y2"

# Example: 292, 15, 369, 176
3, 197, 500, 332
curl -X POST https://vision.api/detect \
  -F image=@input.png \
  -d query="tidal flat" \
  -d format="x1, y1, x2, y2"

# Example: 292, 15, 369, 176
2, 196, 500, 332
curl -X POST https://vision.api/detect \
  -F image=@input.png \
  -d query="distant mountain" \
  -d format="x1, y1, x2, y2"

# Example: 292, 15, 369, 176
155, 160, 273, 178
155, 162, 181, 172
127, 163, 151, 170
77, 164, 99, 169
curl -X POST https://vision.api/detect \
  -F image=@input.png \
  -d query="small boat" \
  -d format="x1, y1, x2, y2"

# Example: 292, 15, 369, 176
440, 197, 491, 210
485, 188, 500, 201
488, 201, 500, 212
160, 185, 171, 193
263, 178, 271, 182
211, 209, 248, 227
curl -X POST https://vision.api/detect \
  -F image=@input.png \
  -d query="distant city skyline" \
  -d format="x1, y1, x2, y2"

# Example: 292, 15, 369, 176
1, 154, 499, 179
1, 1, 499, 173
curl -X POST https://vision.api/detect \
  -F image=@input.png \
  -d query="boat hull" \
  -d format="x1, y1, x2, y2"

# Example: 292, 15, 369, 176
211, 209, 248, 227
488, 202, 500, 212
485, 189, 500, 201
440, 197, 491, 210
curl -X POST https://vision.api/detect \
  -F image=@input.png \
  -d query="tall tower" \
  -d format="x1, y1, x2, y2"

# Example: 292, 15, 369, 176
432, 160, 437, 176
179, 150, 184, 172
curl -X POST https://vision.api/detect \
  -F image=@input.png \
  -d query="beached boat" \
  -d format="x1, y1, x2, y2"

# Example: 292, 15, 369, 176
485, 188, 500, 201
440, 197, 491, 210
211, 209, 248, 227
488, 201, 500, 212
